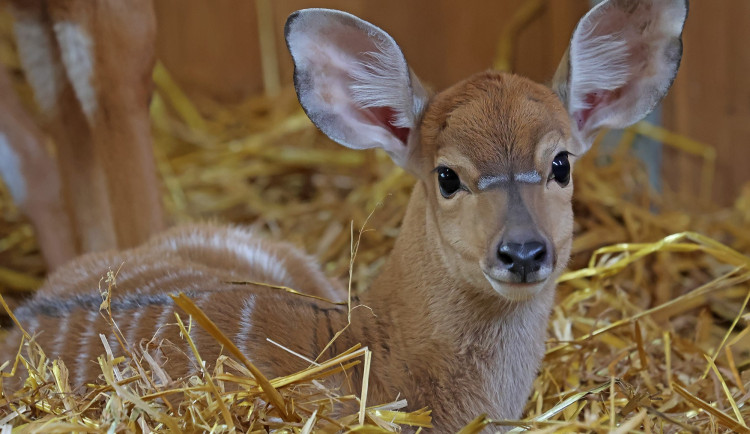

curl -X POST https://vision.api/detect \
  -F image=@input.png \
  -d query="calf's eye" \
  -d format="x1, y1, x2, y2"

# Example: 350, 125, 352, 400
437, 166, 461, 198
549, 152, 571, 187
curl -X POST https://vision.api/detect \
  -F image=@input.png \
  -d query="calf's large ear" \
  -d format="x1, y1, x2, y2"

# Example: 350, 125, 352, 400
285, 9, 429, 168
552, 0, 688, 153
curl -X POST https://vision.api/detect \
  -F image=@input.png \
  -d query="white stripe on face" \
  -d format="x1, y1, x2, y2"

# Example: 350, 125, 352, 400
477, 174, 509, 190
514, 170, 542, 184
477, 170, 542, 190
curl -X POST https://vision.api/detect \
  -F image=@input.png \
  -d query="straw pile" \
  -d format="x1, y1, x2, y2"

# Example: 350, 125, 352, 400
1, 3, 750, 432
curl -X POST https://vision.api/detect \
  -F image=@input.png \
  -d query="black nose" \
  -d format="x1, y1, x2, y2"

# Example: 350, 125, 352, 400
497, 241, 547, 281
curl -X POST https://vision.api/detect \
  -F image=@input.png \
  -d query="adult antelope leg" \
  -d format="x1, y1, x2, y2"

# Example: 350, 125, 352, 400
47, 0, 164, 249
0, 64, 76, 269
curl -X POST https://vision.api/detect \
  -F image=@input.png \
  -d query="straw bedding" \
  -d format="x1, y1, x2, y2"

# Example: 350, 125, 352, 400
0, 4, 749, 433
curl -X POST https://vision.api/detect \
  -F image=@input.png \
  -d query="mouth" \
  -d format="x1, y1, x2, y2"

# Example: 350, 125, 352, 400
482, 267, 553, 301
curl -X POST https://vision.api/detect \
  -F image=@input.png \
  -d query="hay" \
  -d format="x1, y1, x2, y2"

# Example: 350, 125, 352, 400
0, 2, 749, 432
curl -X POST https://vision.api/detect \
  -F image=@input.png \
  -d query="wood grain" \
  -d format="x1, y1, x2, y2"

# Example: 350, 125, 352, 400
154, 0, 587, 100
663, 1, 750, 205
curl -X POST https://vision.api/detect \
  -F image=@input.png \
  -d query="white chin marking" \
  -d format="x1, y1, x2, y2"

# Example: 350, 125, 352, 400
484, 273, 547, 301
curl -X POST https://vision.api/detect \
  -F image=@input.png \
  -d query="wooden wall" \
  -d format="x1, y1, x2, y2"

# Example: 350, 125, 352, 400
154, 0, 588, 101
154, 1, 750, 205
662, 1, 750, 206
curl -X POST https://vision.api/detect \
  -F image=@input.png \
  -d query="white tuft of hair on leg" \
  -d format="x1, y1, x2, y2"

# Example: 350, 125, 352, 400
53, 21, 97, 122
10, 10, 64, 115
0, 133, 27, 206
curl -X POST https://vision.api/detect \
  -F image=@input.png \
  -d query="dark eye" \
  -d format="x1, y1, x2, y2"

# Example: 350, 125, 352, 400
437, 166, 462, 198
549, 152, 571, 186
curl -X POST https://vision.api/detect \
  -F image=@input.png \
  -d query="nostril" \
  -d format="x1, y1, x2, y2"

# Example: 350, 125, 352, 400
533, 248, 546, 263
525, 241, 546, 265
498, 251, 514, 265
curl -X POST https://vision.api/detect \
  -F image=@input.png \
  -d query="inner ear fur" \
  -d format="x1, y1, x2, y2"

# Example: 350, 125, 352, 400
552, 0, 688, 151
285, 9, 429, 169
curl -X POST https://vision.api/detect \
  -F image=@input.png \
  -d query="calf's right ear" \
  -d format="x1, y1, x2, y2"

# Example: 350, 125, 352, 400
285, 8, 429, 169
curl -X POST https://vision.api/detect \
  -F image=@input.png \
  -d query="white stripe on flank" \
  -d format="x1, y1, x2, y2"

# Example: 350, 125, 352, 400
235, 295, 257, 357
152, 303, 174, 340
24, 315, 39, 338
107, 330, 119, 357
126, 307, 146, 349
53, 315, 71, 357
74, 310, 100, 386
185, 293, 211, 370
162, 233, 293, 285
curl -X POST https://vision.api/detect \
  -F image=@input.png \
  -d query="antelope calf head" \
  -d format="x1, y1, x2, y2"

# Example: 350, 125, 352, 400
286, 0, 687, 301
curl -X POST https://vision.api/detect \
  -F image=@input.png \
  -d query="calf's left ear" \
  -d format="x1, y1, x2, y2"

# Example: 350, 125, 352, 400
552, 0, 688, 153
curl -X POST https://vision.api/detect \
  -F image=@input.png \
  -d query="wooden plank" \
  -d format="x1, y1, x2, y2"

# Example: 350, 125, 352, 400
270, 0, 529, 90
154, 1, 587, 101
663, 1, 750, 206
153, 0, 261, 102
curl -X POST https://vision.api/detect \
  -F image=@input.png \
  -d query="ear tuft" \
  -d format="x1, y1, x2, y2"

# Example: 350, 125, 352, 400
285, 9, 429, 168
568, 31, 630, 129
350, 43, 427, 131
553, 0, 688, 152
